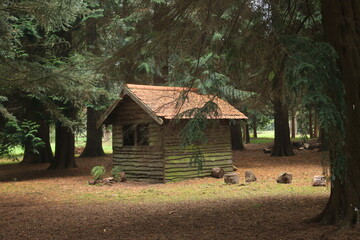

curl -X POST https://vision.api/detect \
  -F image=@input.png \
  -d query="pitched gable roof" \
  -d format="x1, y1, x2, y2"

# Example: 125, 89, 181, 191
97, 84, 247, 127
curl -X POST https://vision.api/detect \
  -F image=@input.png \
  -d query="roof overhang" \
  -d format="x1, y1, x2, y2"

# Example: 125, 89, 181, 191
96, 87, 164, 128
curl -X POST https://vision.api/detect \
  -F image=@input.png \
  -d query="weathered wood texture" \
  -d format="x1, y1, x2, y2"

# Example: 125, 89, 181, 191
111, 98, 234, 183
112, 98, 164, 182
163, 121, 233, 181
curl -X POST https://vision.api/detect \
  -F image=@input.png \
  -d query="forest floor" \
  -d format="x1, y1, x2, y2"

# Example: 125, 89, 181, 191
1, 143, 360, 240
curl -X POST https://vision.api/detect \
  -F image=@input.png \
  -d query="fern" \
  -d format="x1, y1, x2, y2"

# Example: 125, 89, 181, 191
91, 166, 106, 181
111, 166, 122, 182
0, 120, 44, 158
283, 35, 345, 181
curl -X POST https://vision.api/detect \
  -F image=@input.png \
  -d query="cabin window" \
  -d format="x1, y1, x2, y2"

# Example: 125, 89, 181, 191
123, 123, 149, 146
137, 124, 149, 146
123, 124, 135, 146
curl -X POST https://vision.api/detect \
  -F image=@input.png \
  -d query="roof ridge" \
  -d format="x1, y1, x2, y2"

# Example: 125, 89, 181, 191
126, 84, 198, 92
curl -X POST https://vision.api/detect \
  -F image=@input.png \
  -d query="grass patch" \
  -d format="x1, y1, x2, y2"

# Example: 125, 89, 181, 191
73, 181, 328, 204
250, 138, 273, 144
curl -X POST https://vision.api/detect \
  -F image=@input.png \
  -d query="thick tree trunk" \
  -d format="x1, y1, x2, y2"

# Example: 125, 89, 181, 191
291, 108, 296, 139
318, 0, 360, 226
309, 109, 314, 139
230, 121, 244, 150
271, 98, 294, 156
48, 123, 77, 169
152, 3, 169, 85
21, 120, 53, 164
252, 115, 258, 138
80, 107, 105, 157
314, 112, 318, 138
245, 123, 250, 144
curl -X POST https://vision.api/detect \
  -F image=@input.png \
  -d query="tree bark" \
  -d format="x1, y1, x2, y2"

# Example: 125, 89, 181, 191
309, 109, 314, 139
318, 0, 360, 226
291, 108, 296, 139
271, 98, 294, 156
253, 115, 258, 138
21, 120, 53, 164
80, 107, 105, 157
245, 123, 250, 144
230, 121, 245, 150
48, 123, 77, 169
152, 3, 169, 85
314, 112, 318, 138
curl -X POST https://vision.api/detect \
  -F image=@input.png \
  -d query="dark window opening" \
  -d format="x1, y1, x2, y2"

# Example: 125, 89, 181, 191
123, 124, 135, 146
137, 124, 149, 146
123, 123, 149, 146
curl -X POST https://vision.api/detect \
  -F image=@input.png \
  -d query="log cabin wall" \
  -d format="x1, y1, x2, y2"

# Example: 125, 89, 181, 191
163, 120, 233, 182
112, 96, 165, 182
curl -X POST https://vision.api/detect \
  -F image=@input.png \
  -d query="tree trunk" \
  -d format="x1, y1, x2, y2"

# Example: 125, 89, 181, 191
152, 3, 169, 85
271, 98, 294, 156
245, 123, 250, 144
80, 107, 105, 157
314, 112, 318, 138
21, 120, 53, 164
318, 0, 360, 226
291, 108, 296, 139
253, 116, 258, 138
309, 109, 314, 139
230, 121, 244, 150
48, 123, 77, 169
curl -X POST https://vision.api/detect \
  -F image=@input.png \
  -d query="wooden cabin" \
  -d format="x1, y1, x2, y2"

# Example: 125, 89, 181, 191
97, 84, 247, 182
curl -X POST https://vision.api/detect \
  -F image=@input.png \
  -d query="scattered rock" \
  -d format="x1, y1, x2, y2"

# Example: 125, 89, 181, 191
103, 177, 115, 183
312, 176, 326, 187
88, 179, 97, 185
303, 143, 310, 149
233, 165, 238, 171
119, 172, 126, 182
276, 173, 293, 184
245, 171, 257, 182
298, 147, 304, 150
211, 168, 225, 178
224, 173, 240, 184
263, 148, 271, 154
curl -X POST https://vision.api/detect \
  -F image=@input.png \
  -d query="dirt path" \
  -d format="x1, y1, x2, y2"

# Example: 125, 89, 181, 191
0, 144, 359, 240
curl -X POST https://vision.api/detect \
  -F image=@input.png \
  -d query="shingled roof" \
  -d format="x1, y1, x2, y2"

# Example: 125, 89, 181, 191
97, 84, 247, 127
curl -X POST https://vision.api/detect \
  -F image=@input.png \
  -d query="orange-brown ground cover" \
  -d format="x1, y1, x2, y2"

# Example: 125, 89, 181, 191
0, 143, 359, 240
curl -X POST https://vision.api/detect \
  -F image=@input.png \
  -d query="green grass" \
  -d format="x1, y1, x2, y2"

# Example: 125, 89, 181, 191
0, 138, 113, 165
248, 130, 306, 144
73, 180, 328, 204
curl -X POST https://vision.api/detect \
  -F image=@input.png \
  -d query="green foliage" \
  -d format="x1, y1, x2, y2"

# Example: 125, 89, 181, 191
111, 166, 122, 182
179, 101, 219, 146
284, 35, 345, 180
0, 120, 44, 158
91, 165, 106, 181
189, 147, 205, 174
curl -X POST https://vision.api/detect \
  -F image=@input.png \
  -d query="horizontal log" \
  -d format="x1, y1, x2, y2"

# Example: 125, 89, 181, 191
164, 151, 232, 158
115, 166, 164, 172
165, 160, 232, 168
165, 157, 232, 165
113, 159, 163, 165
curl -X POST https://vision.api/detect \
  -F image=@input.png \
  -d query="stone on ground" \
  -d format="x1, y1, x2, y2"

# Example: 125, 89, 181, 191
245, 171, 257, 182
276, 173, 293, 184
224, 173, 240, 184
211, 167, 225, 178
312, 176, 326, 187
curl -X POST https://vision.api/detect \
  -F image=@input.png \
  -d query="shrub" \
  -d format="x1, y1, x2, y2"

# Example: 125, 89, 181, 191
111, 166, 122, 182
91, 166, 106, 181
